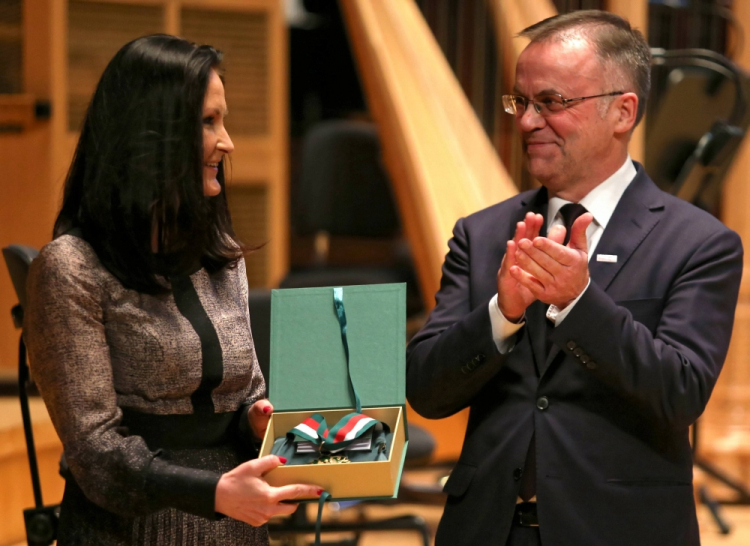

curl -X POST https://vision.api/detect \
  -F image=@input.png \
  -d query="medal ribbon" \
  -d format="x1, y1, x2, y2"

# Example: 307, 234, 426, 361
333, 287, 362, 414
288, 412, 377, 451
289, 413, 328, 444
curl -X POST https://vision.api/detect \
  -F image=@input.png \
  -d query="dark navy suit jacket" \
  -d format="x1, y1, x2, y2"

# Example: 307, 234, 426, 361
406, 163, 743, 546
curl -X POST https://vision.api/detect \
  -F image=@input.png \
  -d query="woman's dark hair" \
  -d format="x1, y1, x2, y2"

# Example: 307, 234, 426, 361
55, 34, 243, 293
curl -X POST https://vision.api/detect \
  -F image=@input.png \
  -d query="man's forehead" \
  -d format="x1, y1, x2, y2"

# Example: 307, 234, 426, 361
515, 38, 603, 93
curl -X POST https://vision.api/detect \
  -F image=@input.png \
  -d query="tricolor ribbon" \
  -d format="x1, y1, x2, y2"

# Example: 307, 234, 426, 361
289, 413, 328, 444
288, 412, 378, 452
325, 412, 377, 450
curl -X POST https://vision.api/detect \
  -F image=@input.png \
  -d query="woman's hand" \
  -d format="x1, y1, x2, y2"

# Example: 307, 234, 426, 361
248, 399, 273, 441
215, 455, 321, 526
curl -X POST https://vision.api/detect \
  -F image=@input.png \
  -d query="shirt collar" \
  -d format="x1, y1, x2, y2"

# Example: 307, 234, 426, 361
547, 156, 637, 231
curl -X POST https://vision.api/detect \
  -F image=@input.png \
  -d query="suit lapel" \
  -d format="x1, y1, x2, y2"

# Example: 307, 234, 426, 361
588, 166, 664, 291
516, 189, 549, 377
539, 165, 664, 378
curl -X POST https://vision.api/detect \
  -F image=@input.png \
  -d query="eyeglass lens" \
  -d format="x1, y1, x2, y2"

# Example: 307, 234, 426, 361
504, 95, 565, 115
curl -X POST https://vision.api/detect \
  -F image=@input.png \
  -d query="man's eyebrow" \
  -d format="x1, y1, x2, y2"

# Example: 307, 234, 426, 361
510, 87, 561, 96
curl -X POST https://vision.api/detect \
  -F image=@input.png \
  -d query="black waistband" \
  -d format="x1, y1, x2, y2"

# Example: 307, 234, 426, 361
120, 407, 238, 450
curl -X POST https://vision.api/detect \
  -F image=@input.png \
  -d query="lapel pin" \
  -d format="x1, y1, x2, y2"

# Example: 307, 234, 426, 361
597, 254, 617, 263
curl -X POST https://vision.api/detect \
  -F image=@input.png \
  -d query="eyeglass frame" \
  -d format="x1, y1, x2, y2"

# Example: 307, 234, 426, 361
502, 91, 625, 117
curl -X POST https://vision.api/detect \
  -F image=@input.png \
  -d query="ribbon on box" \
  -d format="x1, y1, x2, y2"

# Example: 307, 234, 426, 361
333, 286, 362, 414
288, 412, 379, 453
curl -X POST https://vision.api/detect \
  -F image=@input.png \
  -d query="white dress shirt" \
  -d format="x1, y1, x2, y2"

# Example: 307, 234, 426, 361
489, 156, 637, 353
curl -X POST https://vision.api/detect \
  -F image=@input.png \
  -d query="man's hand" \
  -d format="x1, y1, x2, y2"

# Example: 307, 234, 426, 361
497, 212, 544, 321
510, 213, 593, 309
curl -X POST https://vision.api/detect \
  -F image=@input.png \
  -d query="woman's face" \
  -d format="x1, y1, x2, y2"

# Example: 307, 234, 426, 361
202, 69, 234, 196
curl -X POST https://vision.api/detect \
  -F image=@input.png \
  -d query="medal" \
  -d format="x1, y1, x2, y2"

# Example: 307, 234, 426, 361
309, 455, 351, 465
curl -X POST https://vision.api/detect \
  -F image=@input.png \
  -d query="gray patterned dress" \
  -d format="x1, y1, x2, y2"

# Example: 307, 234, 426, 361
24, 235, 269, 545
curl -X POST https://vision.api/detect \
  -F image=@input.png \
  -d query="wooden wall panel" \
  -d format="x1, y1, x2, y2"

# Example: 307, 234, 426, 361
0, 0, 56, 373
67, 1, 164, 131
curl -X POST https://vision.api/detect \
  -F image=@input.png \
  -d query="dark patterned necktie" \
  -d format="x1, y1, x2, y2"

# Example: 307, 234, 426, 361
518, 203, 589, 502
559, 203, 588, 246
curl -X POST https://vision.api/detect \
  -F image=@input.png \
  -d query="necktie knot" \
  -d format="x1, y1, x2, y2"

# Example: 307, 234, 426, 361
558, 203, 588, 245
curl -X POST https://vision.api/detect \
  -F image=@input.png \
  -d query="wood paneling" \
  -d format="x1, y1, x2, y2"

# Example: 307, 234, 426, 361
0, 0, 56, 374
0, 0, 23, 95
67, 1, 164, 131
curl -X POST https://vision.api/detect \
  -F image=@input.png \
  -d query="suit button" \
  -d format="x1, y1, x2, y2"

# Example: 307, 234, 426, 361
513, 468, 522, 481
586, 361, 597, 370
566, 341, 576, 350
461, 365, 470, 375
580, 354, 590, 364
536, 396, 549, 411
476, 353, 486, 364
573, 347, 584, 357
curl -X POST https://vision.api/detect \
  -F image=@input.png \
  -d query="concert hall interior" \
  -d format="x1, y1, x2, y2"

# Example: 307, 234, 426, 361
3, 0, 750, 545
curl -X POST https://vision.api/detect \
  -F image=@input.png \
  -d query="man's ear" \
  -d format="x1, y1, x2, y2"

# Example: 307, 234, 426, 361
613, 92, 638, 135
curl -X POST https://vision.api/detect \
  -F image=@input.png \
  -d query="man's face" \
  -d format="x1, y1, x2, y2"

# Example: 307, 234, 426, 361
514, 38, 619, 198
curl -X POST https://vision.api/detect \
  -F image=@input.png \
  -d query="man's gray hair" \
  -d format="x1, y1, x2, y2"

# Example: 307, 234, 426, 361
519, 10, 651, 126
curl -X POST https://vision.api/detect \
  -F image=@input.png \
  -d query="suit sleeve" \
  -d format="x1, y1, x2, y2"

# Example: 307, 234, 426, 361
24, 242, 220, 519
407, 217, 511, 419
552, 227, 743, 428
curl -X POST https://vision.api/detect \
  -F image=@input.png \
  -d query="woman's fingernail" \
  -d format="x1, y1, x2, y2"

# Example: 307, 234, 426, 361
317, 489, 324, 496
262, 406, 272, 414
279, 457, 287, 464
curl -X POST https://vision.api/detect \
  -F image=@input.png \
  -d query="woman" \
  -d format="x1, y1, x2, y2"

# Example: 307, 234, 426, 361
24, 35, 319, 545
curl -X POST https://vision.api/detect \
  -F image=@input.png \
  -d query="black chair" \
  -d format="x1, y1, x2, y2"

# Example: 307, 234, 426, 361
248, 289, 435, 546
647, 48, 750, 217
286, 119, 423, 319
3, 244, 60, 546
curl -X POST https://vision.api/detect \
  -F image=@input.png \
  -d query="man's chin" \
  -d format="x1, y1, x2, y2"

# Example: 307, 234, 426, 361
526, 159, 557, 183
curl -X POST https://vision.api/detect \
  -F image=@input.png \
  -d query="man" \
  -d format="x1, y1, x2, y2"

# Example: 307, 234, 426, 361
406, 10, 743, 546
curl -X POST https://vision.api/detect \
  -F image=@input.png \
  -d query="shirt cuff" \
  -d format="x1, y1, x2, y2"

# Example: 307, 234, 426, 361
489, 294, 525, 354
546, 279, 591, 326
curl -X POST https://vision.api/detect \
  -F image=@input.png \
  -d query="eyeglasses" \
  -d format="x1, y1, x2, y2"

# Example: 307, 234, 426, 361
502, 92, 625, 116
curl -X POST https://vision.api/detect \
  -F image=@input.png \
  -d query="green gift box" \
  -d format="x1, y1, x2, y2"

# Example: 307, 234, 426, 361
259, 283, 409, 500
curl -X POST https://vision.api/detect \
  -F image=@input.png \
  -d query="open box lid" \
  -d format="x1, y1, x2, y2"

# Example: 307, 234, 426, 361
269, 283, 405, 413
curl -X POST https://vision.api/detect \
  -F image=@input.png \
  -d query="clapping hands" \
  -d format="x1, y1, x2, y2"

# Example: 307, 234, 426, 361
497, 211, 593, 318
